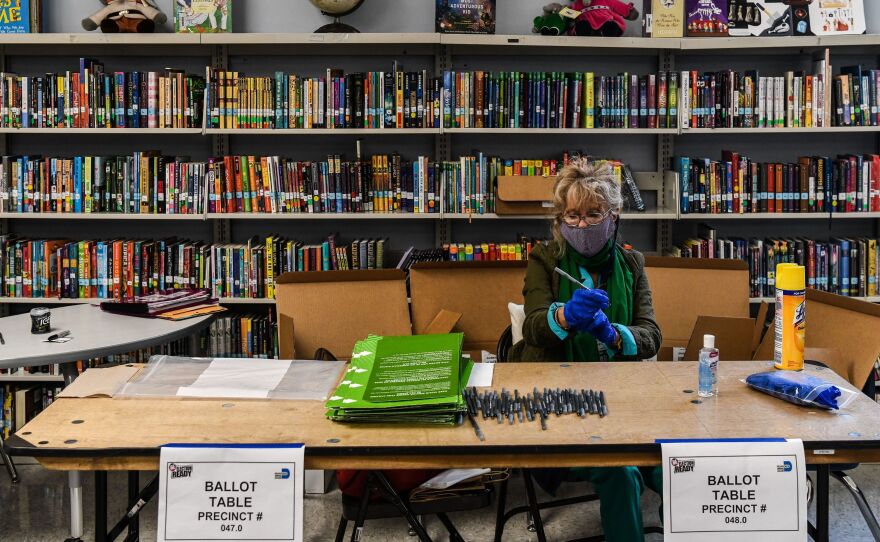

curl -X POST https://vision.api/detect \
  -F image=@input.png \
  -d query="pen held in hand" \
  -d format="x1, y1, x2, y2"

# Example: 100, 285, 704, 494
554, 267, 590, 290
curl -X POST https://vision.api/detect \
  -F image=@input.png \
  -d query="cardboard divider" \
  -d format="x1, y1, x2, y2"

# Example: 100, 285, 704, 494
755, 289, 880, 388
644, 257, 750, 356
275, 270, 411, 360
409, 261, 527, 352
682, 316, 757, 362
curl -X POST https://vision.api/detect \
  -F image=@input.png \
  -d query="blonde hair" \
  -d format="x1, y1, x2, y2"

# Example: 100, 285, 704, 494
549, 158, 622, 256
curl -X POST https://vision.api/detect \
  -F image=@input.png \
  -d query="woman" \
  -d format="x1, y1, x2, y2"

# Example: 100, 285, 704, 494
509, 159, 662, 542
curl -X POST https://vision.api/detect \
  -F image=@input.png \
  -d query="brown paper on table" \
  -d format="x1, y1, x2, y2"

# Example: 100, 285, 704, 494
58, 365, 141, 398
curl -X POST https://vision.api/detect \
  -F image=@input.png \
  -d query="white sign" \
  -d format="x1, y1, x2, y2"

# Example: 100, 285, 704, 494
662, 439, 807, 542
157, 444, 304, 542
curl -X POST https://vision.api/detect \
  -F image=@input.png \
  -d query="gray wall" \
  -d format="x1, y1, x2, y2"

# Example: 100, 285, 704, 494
43, 0, 880, 35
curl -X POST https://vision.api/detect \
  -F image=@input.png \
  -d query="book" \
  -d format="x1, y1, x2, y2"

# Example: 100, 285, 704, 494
175, 0, 231, 33
686, 0, 729, 36
728, 0, 792, 37
206, 313, 278, 359
643, 0, 685, 38
808, 0, 865, 36
0, 0, 41, 34
675, 150, 880, 215
435, 0, 495, 34
669, 235, 880, 299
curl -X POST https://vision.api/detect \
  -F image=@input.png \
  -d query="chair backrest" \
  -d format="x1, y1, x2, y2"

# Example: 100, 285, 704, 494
496, 325, 513, 362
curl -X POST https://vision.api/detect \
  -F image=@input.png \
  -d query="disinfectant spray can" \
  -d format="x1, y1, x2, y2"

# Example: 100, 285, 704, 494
774, 263, 806, 371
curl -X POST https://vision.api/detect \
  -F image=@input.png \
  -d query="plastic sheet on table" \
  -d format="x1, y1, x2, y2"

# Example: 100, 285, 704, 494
116, 355, 346, 401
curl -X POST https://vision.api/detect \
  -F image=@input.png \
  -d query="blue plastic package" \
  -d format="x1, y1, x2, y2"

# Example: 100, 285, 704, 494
745, 370, 845, 410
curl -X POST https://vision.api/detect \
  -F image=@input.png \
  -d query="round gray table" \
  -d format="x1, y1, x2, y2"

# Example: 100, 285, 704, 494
0, 304, 212, 369
0, 303, 213, 542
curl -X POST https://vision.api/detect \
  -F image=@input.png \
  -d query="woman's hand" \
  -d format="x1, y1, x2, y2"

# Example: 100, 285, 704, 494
584, 310, 619, 346
562, 289, 609, 332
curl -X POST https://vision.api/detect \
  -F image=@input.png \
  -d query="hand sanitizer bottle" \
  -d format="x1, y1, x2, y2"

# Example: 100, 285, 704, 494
698, 334, 719, 398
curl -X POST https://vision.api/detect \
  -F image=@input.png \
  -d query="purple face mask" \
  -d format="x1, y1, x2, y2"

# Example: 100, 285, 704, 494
560, 214, 615, 257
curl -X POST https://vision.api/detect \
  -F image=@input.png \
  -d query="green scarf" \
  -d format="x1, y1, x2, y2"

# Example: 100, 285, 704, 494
558, 241, 634, 362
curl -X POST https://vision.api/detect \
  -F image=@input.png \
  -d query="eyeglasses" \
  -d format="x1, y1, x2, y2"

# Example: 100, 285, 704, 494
561, 209, 613, 228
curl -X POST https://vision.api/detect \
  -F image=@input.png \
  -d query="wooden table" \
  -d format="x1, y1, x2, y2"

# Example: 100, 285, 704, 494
9, 360, 880, 542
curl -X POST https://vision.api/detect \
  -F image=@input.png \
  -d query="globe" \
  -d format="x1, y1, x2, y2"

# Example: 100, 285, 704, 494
309, 0, 365, 17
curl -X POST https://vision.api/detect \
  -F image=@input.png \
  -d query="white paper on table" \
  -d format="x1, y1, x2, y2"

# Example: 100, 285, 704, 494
466, 362, 494, 387
177, 358, 291, 398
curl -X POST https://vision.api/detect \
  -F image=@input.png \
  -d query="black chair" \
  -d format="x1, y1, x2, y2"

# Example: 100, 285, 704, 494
494, 324, 663, 542
805, 360, 880, 542
334, 472, 493, 542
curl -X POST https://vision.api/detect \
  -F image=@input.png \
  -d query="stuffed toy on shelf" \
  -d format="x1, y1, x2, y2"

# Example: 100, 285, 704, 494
568, 0, 639, 37
533, 3, 569, 36
82, 0, 167, 33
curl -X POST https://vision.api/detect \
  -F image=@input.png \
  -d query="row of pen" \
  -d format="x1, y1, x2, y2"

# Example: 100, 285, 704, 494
462, 386, 608, 439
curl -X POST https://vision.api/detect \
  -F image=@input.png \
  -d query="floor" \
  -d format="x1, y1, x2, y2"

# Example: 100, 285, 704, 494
1, 463, 879, 541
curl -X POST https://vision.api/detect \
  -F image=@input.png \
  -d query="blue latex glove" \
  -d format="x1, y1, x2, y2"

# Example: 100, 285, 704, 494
562, 289, 609, 332
584, 309, 619, 346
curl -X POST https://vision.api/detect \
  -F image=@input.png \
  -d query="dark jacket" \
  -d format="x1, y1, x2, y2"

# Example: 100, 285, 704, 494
509, 241, 661, 362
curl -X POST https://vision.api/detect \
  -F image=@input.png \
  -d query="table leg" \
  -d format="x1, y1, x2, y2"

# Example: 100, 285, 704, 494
0, 435, 18, 483
372, 471, 434, 542
65, 471, 84, 542
95, 471, 108, 542
127, 471, 139, 542
62, 363, 84, 542
107, 475, 159, 542
815, 465, 829, 542
521, 470, 548, 542
493, 477, 508, 542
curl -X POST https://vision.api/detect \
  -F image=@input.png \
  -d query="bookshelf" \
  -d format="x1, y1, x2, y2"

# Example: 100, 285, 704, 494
0, 32, 878, 49
0, 374, 64, 383
0, 31, 877, 318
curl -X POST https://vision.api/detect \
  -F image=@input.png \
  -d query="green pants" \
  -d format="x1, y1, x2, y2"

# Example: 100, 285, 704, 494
570, 466, 663, 542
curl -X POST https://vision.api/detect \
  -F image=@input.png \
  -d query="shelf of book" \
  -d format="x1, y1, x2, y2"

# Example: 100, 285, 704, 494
444, 128, 678, 135
0, 34, 202, 46
678, 213, 832, 220
443, 211, 678, 220
0, 374, 63, 383
679, 36, 825, 51
680, 127, 880, 134
204, 213, 440, 220
0, 297, 278, 306
827, 212, 880, 219
0, 298, 100, 305
200, 33, 441, 46
218, 298, 276, 305
0, 128, 204, 135
205, 128, 441, 135
750, 296, 880, 304
440, 34, 678, 51
1, 33, 880, 52
0, 213, 207, 221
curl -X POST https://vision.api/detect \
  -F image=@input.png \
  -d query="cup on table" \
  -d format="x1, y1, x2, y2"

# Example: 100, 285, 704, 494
30, 307, 51, 334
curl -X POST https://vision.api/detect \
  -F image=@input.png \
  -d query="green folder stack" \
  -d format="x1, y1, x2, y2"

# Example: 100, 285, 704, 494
325, 333, 472, 425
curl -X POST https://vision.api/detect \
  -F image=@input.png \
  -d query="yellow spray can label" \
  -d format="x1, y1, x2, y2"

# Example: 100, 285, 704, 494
774, 263, 806, 370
